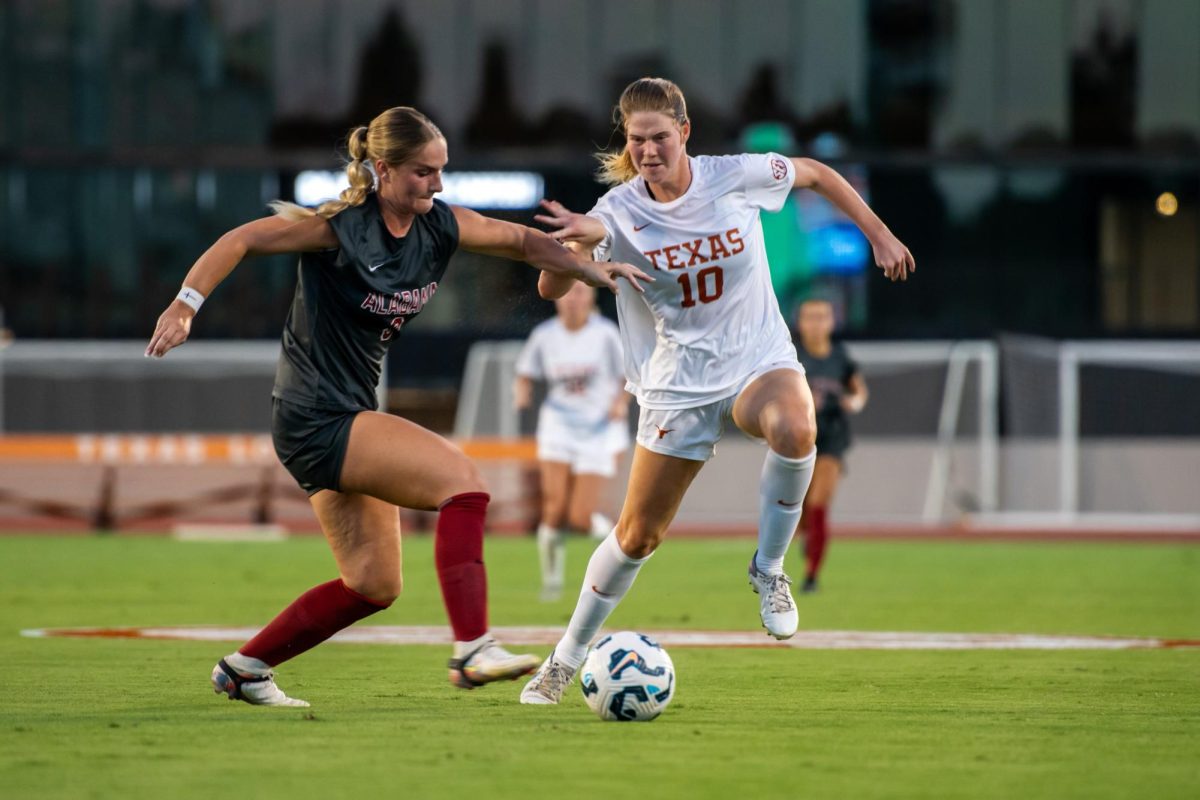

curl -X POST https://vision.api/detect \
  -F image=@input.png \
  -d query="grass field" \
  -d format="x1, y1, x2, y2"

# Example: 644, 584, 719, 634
1, 533, 1198, 799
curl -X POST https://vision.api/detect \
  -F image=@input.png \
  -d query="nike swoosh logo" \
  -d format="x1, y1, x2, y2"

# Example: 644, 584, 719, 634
591, 585, 615, 598
368, 261, 388, 272
633, 223, 651, 232
777, 500, 802, 507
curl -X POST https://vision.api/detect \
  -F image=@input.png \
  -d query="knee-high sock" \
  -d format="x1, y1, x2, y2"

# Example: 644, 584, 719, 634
804, 505, 829, 579
436, 492, 491, 642
555, 531, 649, 668
239, 579, 391, 667
537, 523, 565, 589
754, 448, 816, 576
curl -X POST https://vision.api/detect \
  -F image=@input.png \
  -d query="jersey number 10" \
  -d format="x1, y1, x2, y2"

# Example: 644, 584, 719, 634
677, 265, 724, 308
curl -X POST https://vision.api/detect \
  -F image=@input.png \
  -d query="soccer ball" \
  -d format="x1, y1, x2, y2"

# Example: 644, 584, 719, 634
580, 631, 676, 721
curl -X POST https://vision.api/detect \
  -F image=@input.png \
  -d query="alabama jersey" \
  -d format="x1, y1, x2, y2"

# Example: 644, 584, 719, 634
515, 313, 625, 432
590, 153, 801, 409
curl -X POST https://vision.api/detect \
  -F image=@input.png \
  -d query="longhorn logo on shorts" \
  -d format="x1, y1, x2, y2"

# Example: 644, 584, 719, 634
655, 426, 674, 440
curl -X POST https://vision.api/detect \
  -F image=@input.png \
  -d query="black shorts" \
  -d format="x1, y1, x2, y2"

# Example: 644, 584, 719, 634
271, 398, 360, 495
814, 415, 852, 462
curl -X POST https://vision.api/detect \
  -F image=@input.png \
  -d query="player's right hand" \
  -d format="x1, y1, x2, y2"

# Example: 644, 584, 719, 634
535, 200, 608, 248
577, 260, 654, 295
145, 301, 195, 358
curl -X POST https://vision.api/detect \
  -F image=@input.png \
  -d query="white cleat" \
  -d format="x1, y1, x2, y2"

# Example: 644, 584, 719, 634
519, 650, 578, 705
748, 552, 799, 640
211, 659, 310, 707
448, 638, 541, 690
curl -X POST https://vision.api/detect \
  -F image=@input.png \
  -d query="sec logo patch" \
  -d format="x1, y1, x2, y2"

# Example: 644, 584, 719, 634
770, 156, 788, 181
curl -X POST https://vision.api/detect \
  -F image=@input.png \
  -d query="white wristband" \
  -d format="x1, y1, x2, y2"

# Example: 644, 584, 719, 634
176, 287, 205, 313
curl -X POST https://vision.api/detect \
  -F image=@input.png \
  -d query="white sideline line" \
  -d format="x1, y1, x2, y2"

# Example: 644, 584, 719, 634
18, 626, 1199, 650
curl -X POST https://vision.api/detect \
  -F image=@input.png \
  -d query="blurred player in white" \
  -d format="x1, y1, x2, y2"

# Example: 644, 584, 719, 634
513, 282, 630, 601
521, 77, 914, 704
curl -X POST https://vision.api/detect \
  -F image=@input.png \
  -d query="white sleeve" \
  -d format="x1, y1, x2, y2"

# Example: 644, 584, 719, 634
514, 327, 544, 379
587, 195, 617, 262
739, 152, 795, 212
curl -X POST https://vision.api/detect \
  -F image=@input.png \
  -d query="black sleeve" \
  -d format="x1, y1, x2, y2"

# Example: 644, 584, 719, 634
325, 202, 367, 268
429, 200, 461, 263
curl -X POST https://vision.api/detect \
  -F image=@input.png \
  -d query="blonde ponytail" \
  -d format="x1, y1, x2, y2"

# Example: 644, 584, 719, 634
269, 108, 443, 221
596, 148, 638, 186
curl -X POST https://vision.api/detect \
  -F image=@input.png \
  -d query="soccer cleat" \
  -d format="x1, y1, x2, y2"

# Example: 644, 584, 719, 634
211, 659, 310, 707
519, 650, 578, 705
748, 552, 799, 640
801, 576, 819, 594
539, 584, 563, 603
448, 638, 541, 690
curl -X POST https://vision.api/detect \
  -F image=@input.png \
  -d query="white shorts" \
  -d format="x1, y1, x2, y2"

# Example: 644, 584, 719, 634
537, 408, 629, 478
635, 360, 805, 462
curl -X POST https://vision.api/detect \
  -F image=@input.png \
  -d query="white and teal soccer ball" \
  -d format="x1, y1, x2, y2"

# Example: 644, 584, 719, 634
580, 631, 676, 722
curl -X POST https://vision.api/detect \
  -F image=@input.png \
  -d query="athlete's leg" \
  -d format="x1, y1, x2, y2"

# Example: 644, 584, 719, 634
562, 448, 701, 658
214, 492, 399, 707
537, 460, 571, 599
521, 445, 703, 703
564, 472, 607, 534
733, 368, 817, 638
801, 456, 842, 587
732, 368, 817, 572
337, 411, 538, 684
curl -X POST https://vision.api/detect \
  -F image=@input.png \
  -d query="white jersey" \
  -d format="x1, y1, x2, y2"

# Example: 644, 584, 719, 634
590, 153, 800, 409
515, 313, 625, 431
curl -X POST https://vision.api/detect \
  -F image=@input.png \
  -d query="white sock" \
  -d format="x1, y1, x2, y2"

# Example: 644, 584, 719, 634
555, 531, 649, 669
452, 632, 492, 658
227, 652, 271, 676
537, 523, 562, 589
754, 448, 816, 576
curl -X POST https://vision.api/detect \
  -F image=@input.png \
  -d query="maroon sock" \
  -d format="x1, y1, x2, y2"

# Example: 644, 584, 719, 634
804, 506, 829, 579
435, 491, 490, 642
239, 579, 391, 667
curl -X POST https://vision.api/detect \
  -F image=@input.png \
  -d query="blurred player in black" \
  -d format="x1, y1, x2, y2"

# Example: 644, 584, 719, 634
146, 106, 649, 707
792, 297, 868, 592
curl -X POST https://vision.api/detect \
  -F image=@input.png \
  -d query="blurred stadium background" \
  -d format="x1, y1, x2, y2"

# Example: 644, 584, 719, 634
2, 0, 1197, 536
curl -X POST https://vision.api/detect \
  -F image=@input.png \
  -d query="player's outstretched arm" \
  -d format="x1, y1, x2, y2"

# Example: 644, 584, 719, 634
790, 157, 916, 282
145, 214, 336, 358
533, 199, 608, 248
451, 206, 651, 295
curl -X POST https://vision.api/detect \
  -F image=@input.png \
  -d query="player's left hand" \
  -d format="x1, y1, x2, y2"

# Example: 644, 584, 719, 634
578, 260, 654, 294
871, 231, 915, 282
145, 301, 195, 358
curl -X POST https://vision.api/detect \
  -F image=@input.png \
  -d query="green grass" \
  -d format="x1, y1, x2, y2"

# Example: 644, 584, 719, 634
1, 534, 1198, 799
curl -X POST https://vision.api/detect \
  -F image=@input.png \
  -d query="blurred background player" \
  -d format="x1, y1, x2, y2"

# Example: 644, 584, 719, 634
512, 281, 630, 601
145, 106, 649, 707
792, 297, 868, 593
520, 77, 913, 705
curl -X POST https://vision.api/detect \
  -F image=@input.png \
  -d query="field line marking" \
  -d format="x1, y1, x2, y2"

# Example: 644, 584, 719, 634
18, 626, 1200, 650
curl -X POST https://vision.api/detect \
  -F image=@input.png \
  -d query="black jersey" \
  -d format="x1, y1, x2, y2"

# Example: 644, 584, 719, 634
272, 194, 459, 411
795, 339, 858, 426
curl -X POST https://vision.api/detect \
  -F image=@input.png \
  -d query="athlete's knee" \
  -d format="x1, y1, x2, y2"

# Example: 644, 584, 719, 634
766, 413, 816, 458
614, 519, 664, 559
443, 455, 488, 497
344, 570, 402, 605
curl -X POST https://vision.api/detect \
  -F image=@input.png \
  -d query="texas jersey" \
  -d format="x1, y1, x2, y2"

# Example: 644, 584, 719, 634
590, 153, 799, 409
515, 312, 624, 431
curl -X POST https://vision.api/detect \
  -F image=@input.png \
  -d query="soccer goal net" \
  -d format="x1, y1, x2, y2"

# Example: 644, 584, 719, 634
994, 337, 1200, 530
